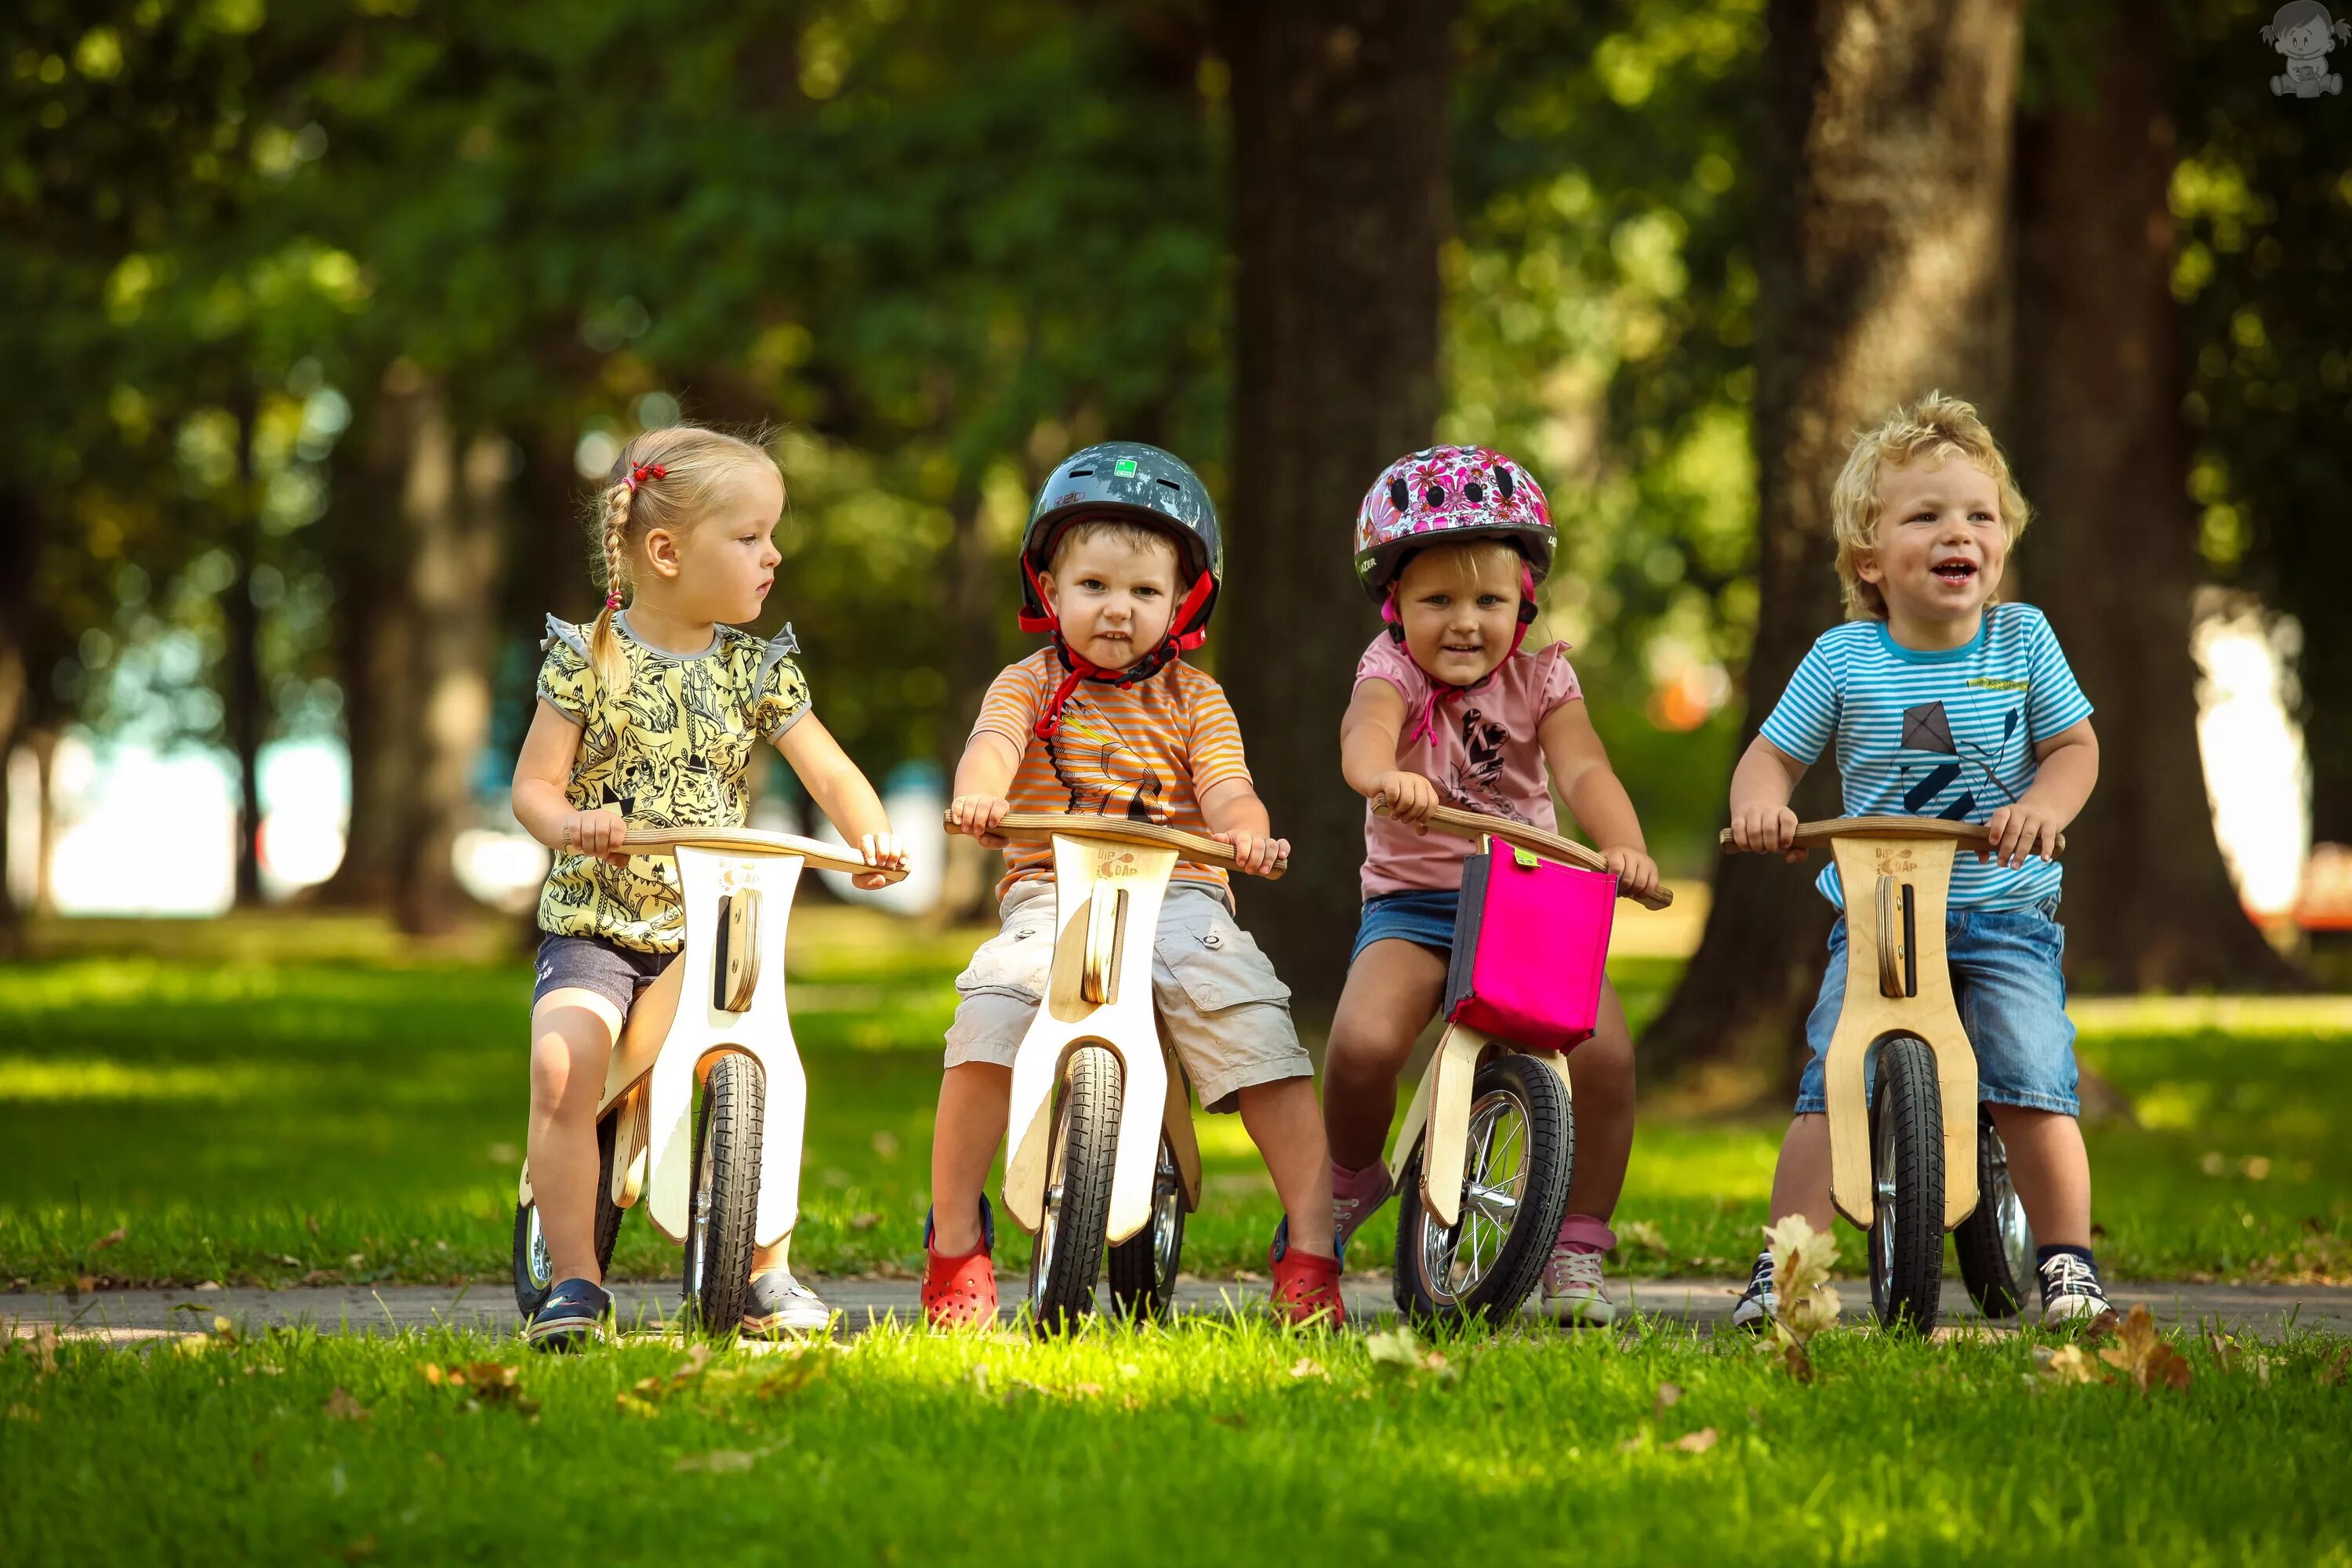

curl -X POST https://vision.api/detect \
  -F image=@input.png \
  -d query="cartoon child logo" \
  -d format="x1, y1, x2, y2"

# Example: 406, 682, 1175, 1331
2263, 1, 2350, 96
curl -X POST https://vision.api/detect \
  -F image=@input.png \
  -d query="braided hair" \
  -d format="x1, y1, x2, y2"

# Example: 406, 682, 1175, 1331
583, 424, 781, 694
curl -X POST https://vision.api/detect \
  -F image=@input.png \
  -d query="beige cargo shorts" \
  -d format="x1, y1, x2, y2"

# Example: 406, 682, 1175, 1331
943, 878, 1311, 1113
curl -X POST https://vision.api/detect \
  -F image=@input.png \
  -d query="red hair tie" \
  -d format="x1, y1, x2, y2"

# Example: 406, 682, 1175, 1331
622, 461, 666, 493
604, 589, 622, 611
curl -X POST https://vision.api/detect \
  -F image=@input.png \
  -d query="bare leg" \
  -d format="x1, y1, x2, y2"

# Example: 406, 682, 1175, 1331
1321, 939, 1447, 1171
1985, 1104, 2092, 1248
526, 991, 621, 1286
928, 1061, 1011, 1255
1238, 1077, 1337, 1260
1560, 980, 1635, 1227
1766, 1112, 1838, 1236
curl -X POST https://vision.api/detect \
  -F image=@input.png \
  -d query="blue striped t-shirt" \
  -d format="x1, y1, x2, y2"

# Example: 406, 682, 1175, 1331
1758, 604, 2093, 911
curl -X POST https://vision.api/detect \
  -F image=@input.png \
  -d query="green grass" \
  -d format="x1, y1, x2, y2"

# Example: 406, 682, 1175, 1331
5, 1316, 2348, 1565
1, 919, 2347, 1290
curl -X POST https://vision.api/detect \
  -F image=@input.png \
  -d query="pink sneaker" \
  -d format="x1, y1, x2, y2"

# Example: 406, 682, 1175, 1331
1330, 1159, 1394, 1258
1537, 1247, 1618, 1326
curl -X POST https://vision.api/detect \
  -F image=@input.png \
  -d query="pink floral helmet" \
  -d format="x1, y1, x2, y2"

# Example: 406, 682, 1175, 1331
1352, 445, 1555, 604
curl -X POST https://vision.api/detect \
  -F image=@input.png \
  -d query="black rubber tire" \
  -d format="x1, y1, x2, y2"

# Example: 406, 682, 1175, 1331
512, 1112, 624, 1317
1392, 1053, 1573, 1327
1953, 1109, 2035, 1318
681, 1054, 764, 1336
1027, 1045, 1122, 1334
1106, 1135, 1186, 1321
1867, 1036, 1946, 1334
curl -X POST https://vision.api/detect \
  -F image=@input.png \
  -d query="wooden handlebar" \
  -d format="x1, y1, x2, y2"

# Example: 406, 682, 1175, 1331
1715, 815, 2066, 858
621, 825, 911, 882
955, 811, 1289, 881
1375, 800, 1675, 911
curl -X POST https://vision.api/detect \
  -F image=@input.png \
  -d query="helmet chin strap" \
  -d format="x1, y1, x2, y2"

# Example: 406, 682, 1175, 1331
1388, 564, 1539, 747
1022, 557, 1214, 739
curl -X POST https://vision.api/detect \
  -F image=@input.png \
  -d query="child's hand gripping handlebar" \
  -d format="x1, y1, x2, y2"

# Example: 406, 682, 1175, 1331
620, 824, 912, 883
945, 809, 1290, 880
1374, 797, 1675, 911
1715, 815, 2067, 860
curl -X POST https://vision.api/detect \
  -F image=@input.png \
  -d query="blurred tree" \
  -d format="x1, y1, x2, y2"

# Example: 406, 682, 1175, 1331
2169, 0, 2352, 846
1644, 0, 2025, 1075
2010, 5, 2298, 990
1218, 0, 1455, 1013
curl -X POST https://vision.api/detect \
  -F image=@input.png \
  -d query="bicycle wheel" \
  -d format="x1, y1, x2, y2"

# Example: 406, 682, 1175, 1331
1392, 1053, 1573, 1327
1867, 1035, 1946, 1334
1026, 1044, 1122, 1334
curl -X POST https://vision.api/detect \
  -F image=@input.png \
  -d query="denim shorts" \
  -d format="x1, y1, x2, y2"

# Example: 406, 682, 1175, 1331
532, 931, 670, 1018
1796, 901, 2078, 1116
1352, 887, 1461, 962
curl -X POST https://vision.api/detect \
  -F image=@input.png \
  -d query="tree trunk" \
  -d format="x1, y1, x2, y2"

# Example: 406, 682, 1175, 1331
1645, 0, 2024, 1076
1217, 0, 1453, 1016
313, 383, 414, 909
2009, 17, 2298, 991
223, 400, 267, 906
390, 380, 506, 937
0, 486, 33, 953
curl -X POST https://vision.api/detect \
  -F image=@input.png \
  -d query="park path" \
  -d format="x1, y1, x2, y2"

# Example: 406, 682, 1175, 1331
9, 1276, 2348, 1342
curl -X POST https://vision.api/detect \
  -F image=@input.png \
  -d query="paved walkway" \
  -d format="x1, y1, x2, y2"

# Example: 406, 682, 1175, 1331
9, 1276, 2348, 1342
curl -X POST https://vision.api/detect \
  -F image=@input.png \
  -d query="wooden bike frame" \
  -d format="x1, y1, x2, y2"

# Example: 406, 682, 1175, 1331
1378, 802, 1672, 1225
517, 826, 909, 1261
1720, 816, 2063, 1232
980, 812, 1286, 1248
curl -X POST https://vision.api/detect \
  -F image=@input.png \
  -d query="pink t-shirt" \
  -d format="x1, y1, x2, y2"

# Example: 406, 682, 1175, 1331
1354, 634, 1583, 898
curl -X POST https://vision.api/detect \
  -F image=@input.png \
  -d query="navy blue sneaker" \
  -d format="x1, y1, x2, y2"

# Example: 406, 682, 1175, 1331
526, 1277, 612, 1351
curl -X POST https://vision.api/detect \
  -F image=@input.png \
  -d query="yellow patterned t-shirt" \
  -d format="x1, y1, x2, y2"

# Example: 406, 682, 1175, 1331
534, 612, 811, 953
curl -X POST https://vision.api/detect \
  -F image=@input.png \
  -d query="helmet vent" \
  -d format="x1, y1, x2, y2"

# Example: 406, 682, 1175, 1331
1464, 482, 1484, 504
1068, 469, 1093, 477
1494, 465, 1515, 500
1388, 478, 1411, 512
1424, 484, 1446, 507
1154, 477, 1182, 491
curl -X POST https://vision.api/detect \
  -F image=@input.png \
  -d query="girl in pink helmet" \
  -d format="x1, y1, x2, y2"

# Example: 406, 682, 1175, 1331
1325, 445, 1661, 1324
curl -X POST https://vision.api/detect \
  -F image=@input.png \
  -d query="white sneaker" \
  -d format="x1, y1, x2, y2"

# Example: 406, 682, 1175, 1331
1537, 1247, 1617, 1326
1729, 1251, 1777, 1332
742, 1270, 833, 1336
2037, 1252, 2112, 1328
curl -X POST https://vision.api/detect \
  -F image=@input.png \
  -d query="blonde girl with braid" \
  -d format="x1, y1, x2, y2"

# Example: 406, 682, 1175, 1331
510, 424, 906, 1348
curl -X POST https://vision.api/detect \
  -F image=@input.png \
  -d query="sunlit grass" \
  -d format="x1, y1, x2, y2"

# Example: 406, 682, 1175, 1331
2, 914, 2347, 1289
4, 1315, 2347, 1565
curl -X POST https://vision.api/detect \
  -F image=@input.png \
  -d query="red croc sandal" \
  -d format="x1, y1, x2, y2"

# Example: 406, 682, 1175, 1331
1269, 1232, 1347, 1327
921, 1200, 998, 1329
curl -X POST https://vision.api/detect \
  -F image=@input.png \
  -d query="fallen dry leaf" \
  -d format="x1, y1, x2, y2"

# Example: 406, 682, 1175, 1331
2032, 1344, 2102, 1385
1764, 1215, 1842, 1342
755, 1343, 836, 1400
1618, 1221, 1669, 1253
324, 1387, 372, 1423
2319, 1346, 2350, 1387
2098, 1304, 2192, 1393
1210, 1412, 1247, 1428
1069, 1382, 1105, 1399
339, 1534, 378, 1563
615, 1392, 661, 1418
1672, 1427, 1719, 1454
1653, 1381, 1682, 1412
16, 1325, 60, 1377
89, 1227, 126, 1252
850, 1212, 881, 1231
1288, 1357, 1327, 1381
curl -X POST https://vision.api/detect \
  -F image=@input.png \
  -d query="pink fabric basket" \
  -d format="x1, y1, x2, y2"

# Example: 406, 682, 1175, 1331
1442, 839, 1617, 1052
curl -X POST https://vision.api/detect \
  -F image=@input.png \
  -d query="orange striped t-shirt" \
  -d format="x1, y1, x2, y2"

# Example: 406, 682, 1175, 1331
972, 650, 1252, 898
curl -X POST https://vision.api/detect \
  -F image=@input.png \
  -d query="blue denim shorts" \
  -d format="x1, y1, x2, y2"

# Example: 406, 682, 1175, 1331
1352, 887, 1461, 963
1796, 901, 2078, 1116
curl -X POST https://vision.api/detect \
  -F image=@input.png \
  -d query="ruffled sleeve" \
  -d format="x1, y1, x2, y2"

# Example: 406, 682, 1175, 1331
750, 623, 813, 740
536, 615, 593, 724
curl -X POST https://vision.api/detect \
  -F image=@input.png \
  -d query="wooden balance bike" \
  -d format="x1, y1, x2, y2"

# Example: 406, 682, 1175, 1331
1379, 802, 1673, 1325
513, 825, 909, 1334
964, 811, 1287, 1332
1724, 816, 2051, 1332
